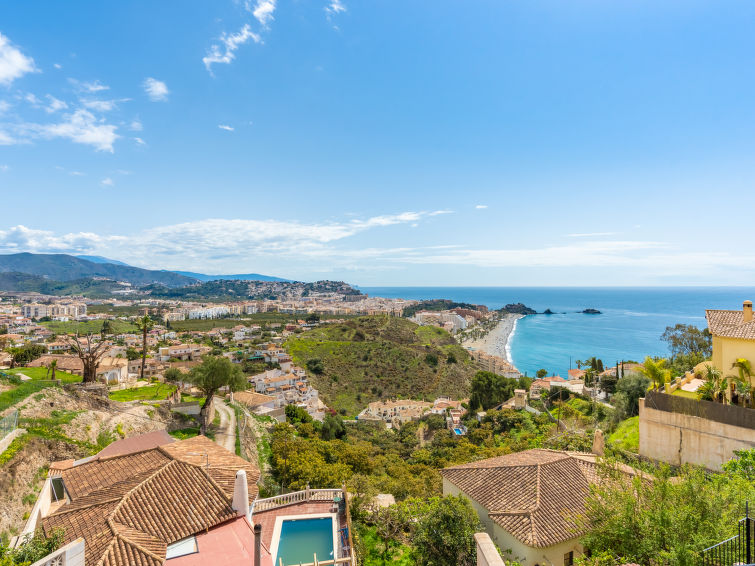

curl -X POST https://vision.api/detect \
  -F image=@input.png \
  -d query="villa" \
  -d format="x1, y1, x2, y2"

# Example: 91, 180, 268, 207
706, 299, 755, 402
441, 449, 639, 566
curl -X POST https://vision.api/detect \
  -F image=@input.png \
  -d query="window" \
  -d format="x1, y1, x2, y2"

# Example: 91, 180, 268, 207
50, 478, 65, 502
166, 536, 198, 559
564, 551, 574, 566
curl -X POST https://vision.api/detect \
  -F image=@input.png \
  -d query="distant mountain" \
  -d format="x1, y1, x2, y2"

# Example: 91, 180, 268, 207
76, 255, 131, 266
0, 271, 126, 297
172, 271, 289, 282
0, 253, 196, 287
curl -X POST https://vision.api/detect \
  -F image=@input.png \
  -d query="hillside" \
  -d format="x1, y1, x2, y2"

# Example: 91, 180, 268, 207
284, 316, 476, 414
0, 272, 126, 297
173, 270, 289, 282
0, 253, 195, 287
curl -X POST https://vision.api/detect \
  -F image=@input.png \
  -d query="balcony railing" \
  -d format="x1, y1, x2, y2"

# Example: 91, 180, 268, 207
250, 488, 344, 515
701, 507, 754, 566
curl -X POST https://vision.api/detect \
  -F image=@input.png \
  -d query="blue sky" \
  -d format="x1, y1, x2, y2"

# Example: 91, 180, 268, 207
1, 1, 755, 285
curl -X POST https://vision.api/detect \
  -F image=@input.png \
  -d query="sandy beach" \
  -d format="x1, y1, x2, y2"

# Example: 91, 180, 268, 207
463, 313, 524, 363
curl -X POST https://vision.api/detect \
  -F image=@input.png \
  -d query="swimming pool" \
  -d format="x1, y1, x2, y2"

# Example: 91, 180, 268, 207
453, 427, 464, 435
274, 516, 335, 566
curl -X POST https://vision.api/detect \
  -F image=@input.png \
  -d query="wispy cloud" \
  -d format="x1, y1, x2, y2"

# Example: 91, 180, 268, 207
80, 98, 123, 112
45, 95, 68, 113
203, 24, 261, 73
143, 77, 169, 102
475, 204, 488, 209
68, 78, 110, 93
325, 0, 346, 17
133, 136, 146, 146
101, 177, 114, 187
23, 109, 119, 152
0, 164, 8, 173
249, 0, 276, 27
129, 119, 143, 131
218, 124, 234, 131
0, 32, 37, 86
567, 232, 617, 238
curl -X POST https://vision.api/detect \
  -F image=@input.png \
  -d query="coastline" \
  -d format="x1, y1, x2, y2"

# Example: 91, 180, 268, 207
463, 313, 524, 364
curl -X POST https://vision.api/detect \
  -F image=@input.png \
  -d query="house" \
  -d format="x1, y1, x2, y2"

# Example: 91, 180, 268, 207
233, 390, 276, 412
441, 449, 637, 566
22, 435, 267, 566
528, 379, 551, 399
357, 399, 432, 427
706, 300, 755, 402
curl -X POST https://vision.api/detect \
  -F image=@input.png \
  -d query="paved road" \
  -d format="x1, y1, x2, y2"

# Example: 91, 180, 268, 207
212, 397, 236, 453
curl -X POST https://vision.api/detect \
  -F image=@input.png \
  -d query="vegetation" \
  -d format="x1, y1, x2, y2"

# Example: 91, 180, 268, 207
41, 319, 135, 334
285, 316, 476, 414
0, 528, 64, 566
661, 324, 712, 377
606, 416, 639, 452
109, 384, 177, 402
580, 454, 755, 566
135, 315, 155, 381
469, 371, 531, 410
0, 369, 80, 413
187, 356, 246, 434
402, 300, 483, 318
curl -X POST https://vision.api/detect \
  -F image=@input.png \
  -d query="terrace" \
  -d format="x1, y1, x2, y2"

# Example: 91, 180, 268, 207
250, 488, 355, 566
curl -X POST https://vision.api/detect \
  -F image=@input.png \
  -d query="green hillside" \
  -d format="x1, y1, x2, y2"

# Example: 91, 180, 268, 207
284, 316, 475, 414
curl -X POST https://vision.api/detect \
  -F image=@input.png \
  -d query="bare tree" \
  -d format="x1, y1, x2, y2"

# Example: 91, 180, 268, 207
68, 334, 110, 383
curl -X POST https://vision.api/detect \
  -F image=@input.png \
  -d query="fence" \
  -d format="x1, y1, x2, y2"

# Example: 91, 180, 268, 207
645, 391, 755, 431
701, 506, 754, 566
250, 488, 344, 515
0, 409, 18, 440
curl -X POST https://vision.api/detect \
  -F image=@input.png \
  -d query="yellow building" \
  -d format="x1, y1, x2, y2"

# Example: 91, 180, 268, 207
705, 300, 755, 400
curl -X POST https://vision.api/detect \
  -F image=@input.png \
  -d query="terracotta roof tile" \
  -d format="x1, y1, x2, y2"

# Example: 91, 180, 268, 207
441, 449, 618, 548
41, 436, 259, 566
706, 309, 755, 340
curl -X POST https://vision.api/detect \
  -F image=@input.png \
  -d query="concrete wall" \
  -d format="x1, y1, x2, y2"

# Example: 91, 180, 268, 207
443, 478, 582, 566
476, 533, 505, 566
0, 427, 25, 455
639, 397, 755, 471
29, 537, 85, 566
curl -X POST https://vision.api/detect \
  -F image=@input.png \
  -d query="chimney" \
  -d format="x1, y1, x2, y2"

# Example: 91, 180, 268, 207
232, 470, 249, 517
254, 524, 262, 566
744, 301, 753, 323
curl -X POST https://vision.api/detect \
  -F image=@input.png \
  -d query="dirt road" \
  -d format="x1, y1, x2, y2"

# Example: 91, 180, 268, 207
212, 397, 236, 453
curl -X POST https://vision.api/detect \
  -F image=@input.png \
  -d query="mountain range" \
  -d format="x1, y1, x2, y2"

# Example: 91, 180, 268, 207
0, 253, 287, 288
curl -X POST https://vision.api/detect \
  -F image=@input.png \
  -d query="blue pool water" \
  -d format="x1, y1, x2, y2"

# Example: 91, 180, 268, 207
276, 517, 334, 566
453, 427, 464, 435
360, 287, 755, 376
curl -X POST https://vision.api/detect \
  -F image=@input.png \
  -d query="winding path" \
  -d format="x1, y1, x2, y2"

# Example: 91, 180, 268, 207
212, 397, 236, 453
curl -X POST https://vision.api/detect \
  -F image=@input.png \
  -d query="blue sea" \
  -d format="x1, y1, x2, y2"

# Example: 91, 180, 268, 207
359, 287, 755, 377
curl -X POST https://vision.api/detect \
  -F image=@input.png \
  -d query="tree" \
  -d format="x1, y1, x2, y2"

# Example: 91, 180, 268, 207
68, 334, 110, 383
306, 358, 324, 375
729, 358, 753, 407
599, 372, 618, 395
612, 373, 650, 419
101, 319, 113, 336
470, 371, 516, 411
5, 344, 47, 368
697, 364, 726, 403
320, 414, 346, 441
163, 367, 183, 389
640, 357, 670, 391
125, 347, 140, 361
188, 356, 246, 434
661, 324, 712, 359
722, 448, 755, 482
412, 495, 482, 566
285, 404, 312, 425
536, 368, 548, 379
45, 359, 57, 381
0, 528, 64, 566
135, 315, 154, 382
305, 313, 321, 324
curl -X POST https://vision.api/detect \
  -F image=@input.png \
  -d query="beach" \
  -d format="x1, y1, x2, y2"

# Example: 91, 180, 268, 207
463, 313, 524, 363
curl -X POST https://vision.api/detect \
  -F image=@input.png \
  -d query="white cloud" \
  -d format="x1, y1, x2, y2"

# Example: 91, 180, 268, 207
129, 119, 143, 131
0, 130, 15, 144
45, 95, 67, 113
80, 98, 119, 112
250, 0, 276, 27
325, 0, 346, 16
101, 177, 114, 187
53, 63, 62, 70
0, 225, 125, 254
68, 78, 110, 93
0, 100, 10, 114
218, 124, 234, 131
24, 92, 40, 105
28, 109, 119, 152
133, 136, 146, 145
143, 78, 169, 102
203, 24, 261, 73
475, 204, 488, 209
0, 33, 37, 86
69, 171, 85, 176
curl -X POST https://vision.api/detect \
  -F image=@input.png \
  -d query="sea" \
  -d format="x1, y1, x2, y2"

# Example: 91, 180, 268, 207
358, 287, 755, 378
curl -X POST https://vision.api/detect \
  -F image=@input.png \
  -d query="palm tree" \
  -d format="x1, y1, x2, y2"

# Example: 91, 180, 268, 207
135, 315, 154, 382
698, 364, 725, 403
641, 356, 670, 391
45, 359, 57, 381
730, 358, 753, 407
